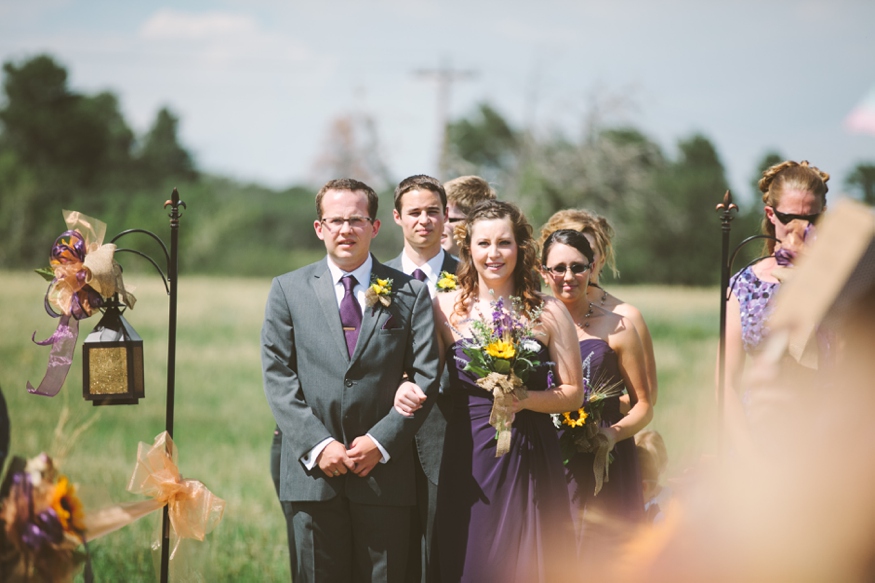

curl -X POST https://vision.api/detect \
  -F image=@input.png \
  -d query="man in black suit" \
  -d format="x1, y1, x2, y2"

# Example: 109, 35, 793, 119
262, 178, 440, 583
384, 174, 456, 583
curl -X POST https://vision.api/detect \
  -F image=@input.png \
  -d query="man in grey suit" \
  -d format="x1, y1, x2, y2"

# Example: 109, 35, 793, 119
262, 178, 440, 583
384, 174, 457, 583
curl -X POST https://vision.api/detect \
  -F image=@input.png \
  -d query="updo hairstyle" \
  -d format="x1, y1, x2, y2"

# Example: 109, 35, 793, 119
540, 229, 595, 268
538, 209, 618, 278
758, 160, 829, 253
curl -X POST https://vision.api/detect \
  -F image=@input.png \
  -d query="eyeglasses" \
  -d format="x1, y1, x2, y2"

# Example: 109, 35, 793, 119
544, 262, 591, 277
320, 216, 373, 232
770, 207, 821, 225
446, 216, 466, 224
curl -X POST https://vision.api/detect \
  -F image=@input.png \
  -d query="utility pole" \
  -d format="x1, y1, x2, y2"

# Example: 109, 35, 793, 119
414, 59, 477, 178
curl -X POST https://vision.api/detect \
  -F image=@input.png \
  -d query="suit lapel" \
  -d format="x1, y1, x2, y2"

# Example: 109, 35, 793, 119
440, 251, 459, 275
351, 258, 389, 362
312, 260, 351, 362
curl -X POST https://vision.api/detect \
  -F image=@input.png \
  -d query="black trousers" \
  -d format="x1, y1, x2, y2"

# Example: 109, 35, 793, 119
290, 496, 412, 583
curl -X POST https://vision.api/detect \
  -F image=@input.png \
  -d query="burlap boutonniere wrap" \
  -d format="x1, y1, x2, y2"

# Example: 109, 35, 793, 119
365, 276, 393, 309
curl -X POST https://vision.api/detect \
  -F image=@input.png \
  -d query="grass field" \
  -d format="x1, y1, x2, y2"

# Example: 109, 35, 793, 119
0, 271, 720, 582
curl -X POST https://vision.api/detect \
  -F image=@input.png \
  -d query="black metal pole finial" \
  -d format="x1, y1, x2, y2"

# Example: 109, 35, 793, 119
160, 188, 184, 583
715, 189, 737, 458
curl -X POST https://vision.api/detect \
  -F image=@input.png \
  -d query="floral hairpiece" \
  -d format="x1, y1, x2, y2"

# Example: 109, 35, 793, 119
365, 276, 393, 308
436, 271, 458, 293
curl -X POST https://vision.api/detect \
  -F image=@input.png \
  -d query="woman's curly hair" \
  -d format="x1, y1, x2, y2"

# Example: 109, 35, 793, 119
453, 200, 542, 320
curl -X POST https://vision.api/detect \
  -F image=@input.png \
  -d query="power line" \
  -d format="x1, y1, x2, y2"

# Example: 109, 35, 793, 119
413, 58, 477, 178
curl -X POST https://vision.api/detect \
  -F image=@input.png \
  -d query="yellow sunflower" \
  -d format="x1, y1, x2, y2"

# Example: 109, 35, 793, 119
50, 476, 86, 532
370, 278, 391, 296
485, 339, 516, 360
562, 408, 588, 428
436, 272, 458, 292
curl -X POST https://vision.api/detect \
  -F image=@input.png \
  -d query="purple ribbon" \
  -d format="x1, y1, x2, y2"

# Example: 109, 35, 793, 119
26, 229, 102, 397
27, 316, 80, 397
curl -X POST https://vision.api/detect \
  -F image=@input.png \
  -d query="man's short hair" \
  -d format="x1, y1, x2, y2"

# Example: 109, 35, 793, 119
393, 175, 447, 212
316, 178, 379, 219
443, 175, 496, 215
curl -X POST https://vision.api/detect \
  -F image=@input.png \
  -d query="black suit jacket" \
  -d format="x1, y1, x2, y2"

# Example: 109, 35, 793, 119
383, 251, 458, 485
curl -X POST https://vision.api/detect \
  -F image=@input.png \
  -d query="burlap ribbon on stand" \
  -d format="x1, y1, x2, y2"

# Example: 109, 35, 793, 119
476, 371, 528, 457
125, 432, 226, 559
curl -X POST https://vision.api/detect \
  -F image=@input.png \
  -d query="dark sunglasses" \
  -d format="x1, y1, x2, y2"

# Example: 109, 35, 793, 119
771, 207, 821, 225
545, 262, 591, 277
446, 216, 466, 224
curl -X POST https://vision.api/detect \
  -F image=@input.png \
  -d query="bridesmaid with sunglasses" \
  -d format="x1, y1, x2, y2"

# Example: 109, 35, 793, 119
540, 229, 652, 551
724, 160, 829, 442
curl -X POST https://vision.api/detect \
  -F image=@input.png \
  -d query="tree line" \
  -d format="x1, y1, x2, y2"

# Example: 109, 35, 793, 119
1, 54, 872, 283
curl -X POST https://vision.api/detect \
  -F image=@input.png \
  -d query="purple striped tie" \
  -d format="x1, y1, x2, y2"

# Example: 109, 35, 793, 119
412, 268, 427, 282
340, 275, 362, 357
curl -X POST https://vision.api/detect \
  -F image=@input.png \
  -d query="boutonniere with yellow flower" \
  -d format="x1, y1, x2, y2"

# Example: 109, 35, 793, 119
436, 271, 458, 293
365, 275, 393, 308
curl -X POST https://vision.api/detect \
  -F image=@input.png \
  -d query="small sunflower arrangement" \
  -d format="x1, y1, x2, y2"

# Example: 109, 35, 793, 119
561, 408, 588, 428
436, 271, 458, 293
365, 275, 393, 308
552, 369, 625, 495
460, 295, 544, 457
0, 453, 91, 581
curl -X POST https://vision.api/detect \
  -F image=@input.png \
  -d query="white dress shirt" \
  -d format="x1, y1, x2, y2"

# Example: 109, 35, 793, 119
300, 254, 390, 470
400, 248, 446, 299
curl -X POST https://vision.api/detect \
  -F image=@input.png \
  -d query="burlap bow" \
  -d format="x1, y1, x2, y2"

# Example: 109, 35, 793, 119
476, 371, 529, 457
125, 432, 225, 559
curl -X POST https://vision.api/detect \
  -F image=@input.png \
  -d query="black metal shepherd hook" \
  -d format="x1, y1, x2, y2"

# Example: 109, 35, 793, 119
109, 187, 186, 583
715, 190, 778, 457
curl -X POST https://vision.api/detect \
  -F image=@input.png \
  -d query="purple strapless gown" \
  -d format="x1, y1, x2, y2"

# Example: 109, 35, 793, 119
436, 341, 575, 583
564, 339, 644, 547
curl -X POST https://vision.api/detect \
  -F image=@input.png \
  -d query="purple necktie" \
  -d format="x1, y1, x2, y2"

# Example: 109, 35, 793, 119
412, 268, 427, 282
340, 275, 362, 358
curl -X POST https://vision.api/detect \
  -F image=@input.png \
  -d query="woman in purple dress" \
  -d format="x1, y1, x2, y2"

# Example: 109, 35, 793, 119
540, 229, 653, 546
431, 201, 584, 583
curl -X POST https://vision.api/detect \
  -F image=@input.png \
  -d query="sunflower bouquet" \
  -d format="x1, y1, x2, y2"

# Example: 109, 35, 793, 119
0, 454, 90, 582
552, 368, 625, 495
461, 295, 543, 456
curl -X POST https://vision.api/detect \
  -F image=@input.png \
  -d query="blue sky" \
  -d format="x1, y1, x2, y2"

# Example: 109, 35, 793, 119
1, 0, 873, 203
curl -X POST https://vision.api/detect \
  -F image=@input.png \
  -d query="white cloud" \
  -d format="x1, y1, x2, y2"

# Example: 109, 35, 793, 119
139, 9, 258, 40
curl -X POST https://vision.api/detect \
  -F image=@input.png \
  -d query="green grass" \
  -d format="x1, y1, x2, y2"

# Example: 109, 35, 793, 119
0, 272, 720, 581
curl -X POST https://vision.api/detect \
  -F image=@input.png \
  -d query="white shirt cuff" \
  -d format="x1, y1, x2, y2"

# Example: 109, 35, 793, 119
366, 434, 390, 464
301, 437, 334, 470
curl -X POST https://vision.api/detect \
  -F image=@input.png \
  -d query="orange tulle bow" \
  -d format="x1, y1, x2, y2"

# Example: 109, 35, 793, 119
126, 432, 225, 558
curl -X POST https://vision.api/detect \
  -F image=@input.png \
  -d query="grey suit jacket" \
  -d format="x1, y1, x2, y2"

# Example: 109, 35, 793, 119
261, 256, 440, 506
383, 251, 458, 485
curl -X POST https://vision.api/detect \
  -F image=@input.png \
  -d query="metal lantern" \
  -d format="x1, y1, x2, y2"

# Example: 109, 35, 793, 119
82, 297, 144, 405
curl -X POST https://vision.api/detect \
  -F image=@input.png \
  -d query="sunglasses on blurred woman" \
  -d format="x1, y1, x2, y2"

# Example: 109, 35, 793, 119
770, 207, 821, 225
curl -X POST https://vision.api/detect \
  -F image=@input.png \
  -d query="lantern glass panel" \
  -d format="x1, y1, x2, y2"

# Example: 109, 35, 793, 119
87, 346, 130, 395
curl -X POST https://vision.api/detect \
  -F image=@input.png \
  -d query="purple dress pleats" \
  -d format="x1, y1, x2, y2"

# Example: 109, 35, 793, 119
436, 341, 575, 583
563, 339, 644, 554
